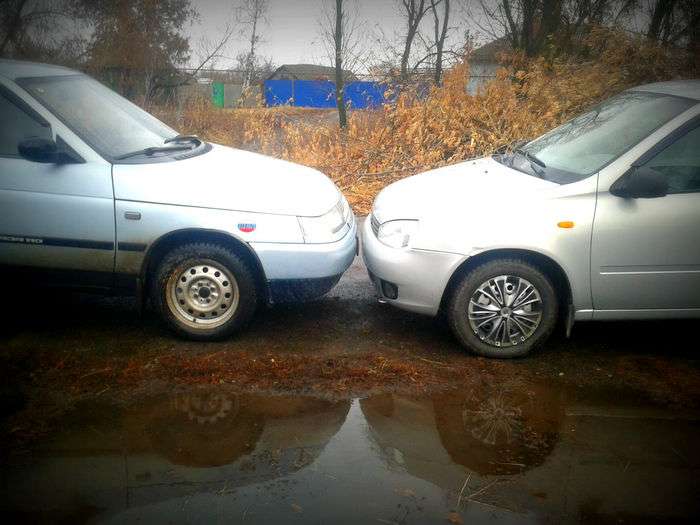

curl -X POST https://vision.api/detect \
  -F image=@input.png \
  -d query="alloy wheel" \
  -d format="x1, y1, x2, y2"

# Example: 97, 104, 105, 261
467, 275, 543, 348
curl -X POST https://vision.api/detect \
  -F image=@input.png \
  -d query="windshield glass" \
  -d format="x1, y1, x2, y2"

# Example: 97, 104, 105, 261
503, 91, 695, 184
18, 74, 177, 160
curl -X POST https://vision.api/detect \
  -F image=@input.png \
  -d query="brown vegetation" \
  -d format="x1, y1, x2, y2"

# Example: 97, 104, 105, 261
154, 28, 696, 214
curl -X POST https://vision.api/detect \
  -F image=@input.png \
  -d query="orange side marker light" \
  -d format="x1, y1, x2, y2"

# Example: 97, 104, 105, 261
557, 221, 575, 229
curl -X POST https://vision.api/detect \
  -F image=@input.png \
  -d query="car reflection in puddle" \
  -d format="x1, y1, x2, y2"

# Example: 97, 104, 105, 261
362, 380, 563, 480
3, 383, 699, 524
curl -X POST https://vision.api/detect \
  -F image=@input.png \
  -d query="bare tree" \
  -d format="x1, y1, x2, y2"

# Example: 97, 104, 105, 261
398, 0, 433, 81
0, 0, 86, 60
193, 20, 237, 74
469, 1, 639, 56
334, 0, 348, 128
319, 0, 365, 128
237, 0, 268, 89
646, 0, 676, 41
429, 0, 450, 84
234, 50, 275, 83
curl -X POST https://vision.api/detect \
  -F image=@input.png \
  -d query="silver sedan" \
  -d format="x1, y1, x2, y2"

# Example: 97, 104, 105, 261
363, 80, 700, 358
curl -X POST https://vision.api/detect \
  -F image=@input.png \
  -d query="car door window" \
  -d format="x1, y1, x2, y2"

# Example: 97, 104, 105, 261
0, 91, 50, 157
643, 124, 700, 194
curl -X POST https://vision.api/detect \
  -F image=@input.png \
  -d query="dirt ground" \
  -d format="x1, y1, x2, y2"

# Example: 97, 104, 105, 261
1, 228, 700, 450
2, 228, 700, 523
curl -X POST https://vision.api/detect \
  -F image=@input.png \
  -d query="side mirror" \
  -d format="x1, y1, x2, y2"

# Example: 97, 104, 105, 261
610, 167, 668, 199
18, 137, 58, 163
18, 137, 80, 164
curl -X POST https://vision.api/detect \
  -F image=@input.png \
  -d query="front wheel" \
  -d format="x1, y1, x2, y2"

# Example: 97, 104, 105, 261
152, 243, 258, 341
448, 259, 558, 358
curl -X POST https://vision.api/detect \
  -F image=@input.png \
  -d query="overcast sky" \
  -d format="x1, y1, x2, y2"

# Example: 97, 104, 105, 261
187, 0, 489, 71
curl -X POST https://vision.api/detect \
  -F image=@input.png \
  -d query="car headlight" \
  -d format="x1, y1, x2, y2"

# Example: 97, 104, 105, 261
377, 220, 418, 248
298, 196, 352, 243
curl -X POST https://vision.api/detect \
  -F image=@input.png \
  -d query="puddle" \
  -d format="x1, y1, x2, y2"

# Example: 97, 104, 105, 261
3, 382, 699, 523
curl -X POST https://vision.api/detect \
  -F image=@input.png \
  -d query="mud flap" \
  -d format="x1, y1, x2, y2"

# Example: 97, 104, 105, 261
565, 302, 574, 338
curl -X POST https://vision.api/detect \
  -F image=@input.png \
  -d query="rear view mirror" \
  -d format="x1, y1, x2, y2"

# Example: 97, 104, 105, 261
18, 137, 81, 164
610, 167, 668, 199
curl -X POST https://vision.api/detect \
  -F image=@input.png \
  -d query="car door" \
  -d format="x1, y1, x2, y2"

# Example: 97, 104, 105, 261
0, 84, 116, 289
591, 117, 700, 313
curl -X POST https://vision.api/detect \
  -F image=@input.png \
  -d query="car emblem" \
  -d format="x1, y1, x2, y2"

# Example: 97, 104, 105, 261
238, 223, 256, 233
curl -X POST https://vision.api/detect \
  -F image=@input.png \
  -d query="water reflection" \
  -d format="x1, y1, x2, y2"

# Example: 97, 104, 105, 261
3, 385, 699, 523
362, 381, 562, 481
141, 391, 349, 470
434, 382, 562, 475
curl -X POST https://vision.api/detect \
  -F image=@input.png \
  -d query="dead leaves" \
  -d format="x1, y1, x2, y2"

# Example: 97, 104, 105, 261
151, 29, 694, 215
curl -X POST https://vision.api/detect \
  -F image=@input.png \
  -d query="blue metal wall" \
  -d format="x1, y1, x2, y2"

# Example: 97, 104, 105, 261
264, 79, 294, 106
264, 80, 387, 109
345, 82, 387, 108
295, 80, 336, 108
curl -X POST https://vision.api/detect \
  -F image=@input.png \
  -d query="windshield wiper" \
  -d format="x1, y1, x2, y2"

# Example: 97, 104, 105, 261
514, 148, 546, 168
115, 144, 194, 160
513, 147, 547, 179
164, 134, 202, 145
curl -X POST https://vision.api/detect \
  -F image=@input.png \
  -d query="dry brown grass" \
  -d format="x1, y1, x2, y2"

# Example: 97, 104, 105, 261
153, 28, 695, 214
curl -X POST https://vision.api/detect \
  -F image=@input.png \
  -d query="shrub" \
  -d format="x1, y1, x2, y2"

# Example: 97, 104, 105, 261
153, 28, 696, 214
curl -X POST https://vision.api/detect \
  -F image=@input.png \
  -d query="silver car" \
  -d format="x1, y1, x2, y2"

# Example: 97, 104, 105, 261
363, 80, 700, 358
0, 60, 356, 340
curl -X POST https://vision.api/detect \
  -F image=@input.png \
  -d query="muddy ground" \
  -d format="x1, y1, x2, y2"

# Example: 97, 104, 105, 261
2, 228, 700, 445
1, 227, 700, 522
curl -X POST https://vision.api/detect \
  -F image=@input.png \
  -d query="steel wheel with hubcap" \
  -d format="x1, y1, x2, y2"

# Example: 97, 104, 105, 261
449, 259, 558, 358
153, 243, 258, 340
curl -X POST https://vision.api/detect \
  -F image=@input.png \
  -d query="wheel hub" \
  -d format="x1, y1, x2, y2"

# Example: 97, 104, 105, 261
467, 275, 543, 348
166, 262, 239, 328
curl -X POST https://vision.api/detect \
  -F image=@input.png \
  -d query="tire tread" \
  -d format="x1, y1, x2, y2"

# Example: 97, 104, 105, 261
151, 242, 258, 341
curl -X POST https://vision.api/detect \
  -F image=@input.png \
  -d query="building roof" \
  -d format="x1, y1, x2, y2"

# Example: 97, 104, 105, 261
0, 58, 76, 80
470, 37, 511, 63
268, 64, 358, 82
632, 79, 700, 100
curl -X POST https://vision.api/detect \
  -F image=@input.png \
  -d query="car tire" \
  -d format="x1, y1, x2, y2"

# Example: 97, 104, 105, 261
448, 259, 558, 358
152, 243, 258, 341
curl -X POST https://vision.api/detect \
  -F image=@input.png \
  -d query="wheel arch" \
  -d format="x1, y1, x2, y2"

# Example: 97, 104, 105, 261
140, 228, 269, 304
439, 248, 573, 321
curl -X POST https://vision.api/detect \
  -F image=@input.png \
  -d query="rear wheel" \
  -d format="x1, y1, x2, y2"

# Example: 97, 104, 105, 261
448, 259, 558, 358
152, 243, 258, 340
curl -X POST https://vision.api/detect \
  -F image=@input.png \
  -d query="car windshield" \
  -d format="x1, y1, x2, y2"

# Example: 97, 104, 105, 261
498, 91, 695, 184
18, 74, 178, 160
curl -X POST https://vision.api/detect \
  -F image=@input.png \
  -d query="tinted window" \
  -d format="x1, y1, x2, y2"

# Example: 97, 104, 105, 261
644, 124, 700, 194
0, 91, 49, 157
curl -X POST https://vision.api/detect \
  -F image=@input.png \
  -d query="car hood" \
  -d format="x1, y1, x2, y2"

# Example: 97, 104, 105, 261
112, 144, 340, 216
372, 156, 558, 224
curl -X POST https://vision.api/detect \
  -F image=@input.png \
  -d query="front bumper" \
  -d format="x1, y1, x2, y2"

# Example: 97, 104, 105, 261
251, 217, 357, 301
361, 215, 464, 316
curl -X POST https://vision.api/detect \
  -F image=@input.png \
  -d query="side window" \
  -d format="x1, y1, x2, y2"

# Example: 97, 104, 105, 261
643, 124, 700, 194
0, 91, 50, 157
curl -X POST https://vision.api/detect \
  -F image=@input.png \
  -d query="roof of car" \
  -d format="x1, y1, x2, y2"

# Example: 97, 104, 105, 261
0, 59, 78, 80
631, 79, 700, 101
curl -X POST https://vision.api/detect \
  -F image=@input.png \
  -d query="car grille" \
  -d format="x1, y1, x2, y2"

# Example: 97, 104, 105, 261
370, 214, 380, 236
